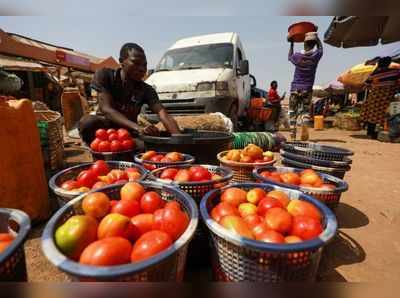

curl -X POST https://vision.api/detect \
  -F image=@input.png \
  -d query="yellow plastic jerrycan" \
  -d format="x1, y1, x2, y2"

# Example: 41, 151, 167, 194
314, 115, 324, 130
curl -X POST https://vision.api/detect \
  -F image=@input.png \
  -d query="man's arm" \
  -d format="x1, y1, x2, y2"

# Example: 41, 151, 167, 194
150, 102, 181, 134
98, 92, 142, 133
288, 41, 294, 60
316, 36, 323, 56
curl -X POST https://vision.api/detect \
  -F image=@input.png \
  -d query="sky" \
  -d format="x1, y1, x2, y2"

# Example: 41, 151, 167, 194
1, 15, 399, 93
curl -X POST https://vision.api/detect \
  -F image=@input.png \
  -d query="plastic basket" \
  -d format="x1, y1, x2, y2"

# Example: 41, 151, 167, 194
134, 152, 195, 170
282, 142, 353, 161
253, 166, 348, 211
49, 161, 147, 207
200, 183, 337, 282
217, 151, 277, 183
0, 208, 31, 282
41, 181, 198, 282
89, 148, 136, 162
280, 149, 352, 168
281, 157, 350, 179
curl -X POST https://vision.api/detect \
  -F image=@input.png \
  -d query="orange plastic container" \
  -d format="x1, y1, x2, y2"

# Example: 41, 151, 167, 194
314, 115, 324, 130
288, 22, 317, 42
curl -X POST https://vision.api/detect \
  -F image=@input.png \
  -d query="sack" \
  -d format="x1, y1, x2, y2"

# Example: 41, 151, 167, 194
388, 114, 400, 139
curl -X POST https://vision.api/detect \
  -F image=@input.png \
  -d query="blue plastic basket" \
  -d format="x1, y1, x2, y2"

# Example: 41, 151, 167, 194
41, 181, 198, 282
253, 166, 348, 211
282, 142, 353, 161
49, 161, 147, 207
134, 152, 195, 170
200, 183, 337, 282
0, 208, 31, 281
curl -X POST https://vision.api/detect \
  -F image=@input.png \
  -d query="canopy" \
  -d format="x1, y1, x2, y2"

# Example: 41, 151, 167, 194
324, 16, 400, 48
0, 54, 47, 72
324, 81, 364, 95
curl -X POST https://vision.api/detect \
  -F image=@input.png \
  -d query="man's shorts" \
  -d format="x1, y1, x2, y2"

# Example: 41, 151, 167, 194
288, 91, 312, 126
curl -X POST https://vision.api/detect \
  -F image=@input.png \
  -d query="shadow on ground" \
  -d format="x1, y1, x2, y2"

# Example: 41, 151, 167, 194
317, 231, 366, 282
310, 138, 347, 143
336, 202, 370, 229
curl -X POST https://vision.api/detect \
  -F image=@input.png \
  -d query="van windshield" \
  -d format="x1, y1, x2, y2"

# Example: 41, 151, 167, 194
156, 43, 233, 71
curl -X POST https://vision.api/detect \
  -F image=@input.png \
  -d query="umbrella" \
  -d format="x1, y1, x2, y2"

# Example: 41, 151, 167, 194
324, 81, 364, 95
324, 16, 400, 48
312, 85, 329, 98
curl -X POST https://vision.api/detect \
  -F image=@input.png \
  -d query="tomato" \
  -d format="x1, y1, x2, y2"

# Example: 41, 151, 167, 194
112, 199, 141, 217
76, 170, 98, 188
110, 140, 122, 152
267, 190, 290, 208
108, 133, 119, 142
0, 241, 13, 253
221, 187, 247, 207
0, 233, 14, 254
164, 152, 184, 162
263, 155, 274, 162
144, 164, 157, 171
319, 183, 336, 190
160, 157, 173, 163
96, 129, 109, 141
120, 182, 145, 201
55, 215, 98, 260
117, 128, 130, 141
106, 128, 117, 135
174, 169, 191, 182
220, 215, 254, 239
157, 207, 189, 240
98, 213, 138, 242
92, 181, 108, 190
238, 203, 257, 218
285, 235, 302, 243
160, 168, 179, 180
131, 230, 172, 262
300, 171, 321, 186
152, 209, 164, 230
90, 138, 101, 151
246, 188, 266, 205
256, 230, 285, 243
140, 191, 164, 213
80, 237, 132, 266
150, 154, 164, 162
90, 160, 110, 176
82, 192, 111, 219
291, 216, 323, 240
61, 180, 78, 191
110, 200, 119, 208
189, 166, 212, 182
242, 144, 263, 160
251, 222, 269, 239
256, 197, 284, 216
210, 202, 240, 223
264, 207, 293, 234
142, 151, 157, 161
280, 172, 301, 185
164, 201, 181, 211
107, 169, 128, 183
260, 171, 271, 178
121, 139, 135, 151
131, 214, 155, 237
240, 155, 254, 163
243, 214, 263, 230
98, 140, 111, 152
125, 167, 142, 181
286, 199, 322, 221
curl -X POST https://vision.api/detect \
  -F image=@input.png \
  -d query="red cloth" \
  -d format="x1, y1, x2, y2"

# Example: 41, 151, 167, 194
268, 88, 280, 104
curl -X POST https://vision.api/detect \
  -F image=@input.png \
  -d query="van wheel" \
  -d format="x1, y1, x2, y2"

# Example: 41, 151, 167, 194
229, 103, 238, 131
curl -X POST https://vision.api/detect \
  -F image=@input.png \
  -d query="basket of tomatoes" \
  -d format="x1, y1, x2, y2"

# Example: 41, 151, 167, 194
253, 166, 348, 211
0, 208, 31, 281
49, 160, 147, 207
89, 128, 137, 162
41, 181, 198, 281
134, 151, 195, 171
217, 144, 277, 183
200, 184, 337, 282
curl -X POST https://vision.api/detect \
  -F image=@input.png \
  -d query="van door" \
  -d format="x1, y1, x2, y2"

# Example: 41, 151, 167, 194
235, 46, 251, 117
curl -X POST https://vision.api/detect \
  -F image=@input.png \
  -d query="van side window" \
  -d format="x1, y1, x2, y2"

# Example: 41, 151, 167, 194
236, 48, 243, 69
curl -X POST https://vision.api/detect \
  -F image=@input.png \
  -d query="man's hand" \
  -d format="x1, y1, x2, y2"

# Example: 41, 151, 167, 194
143, 124, 160, 136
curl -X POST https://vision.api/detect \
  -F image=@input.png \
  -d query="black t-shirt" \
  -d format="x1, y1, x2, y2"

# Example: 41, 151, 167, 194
91, 68, 160, 121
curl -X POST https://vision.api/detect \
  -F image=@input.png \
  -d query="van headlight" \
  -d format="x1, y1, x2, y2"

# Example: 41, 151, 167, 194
216, 81, 228, 90
197, 82, 215, 91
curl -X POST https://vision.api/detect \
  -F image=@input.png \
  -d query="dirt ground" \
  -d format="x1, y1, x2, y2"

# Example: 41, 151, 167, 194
23, 128, 400, 282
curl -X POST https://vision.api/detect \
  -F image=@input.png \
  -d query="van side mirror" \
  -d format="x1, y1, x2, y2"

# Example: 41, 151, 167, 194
147, 69, 155, 76
239, 60, 249, 76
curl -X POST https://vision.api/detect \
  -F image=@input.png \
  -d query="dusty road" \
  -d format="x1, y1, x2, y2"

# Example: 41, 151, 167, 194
24, 128, 400, 282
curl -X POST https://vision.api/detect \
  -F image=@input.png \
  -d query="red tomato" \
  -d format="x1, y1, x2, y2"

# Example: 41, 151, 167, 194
140, 191, 164, 213
221, 187, 247, 207
82, 192, 111, 219
131, 230, 172, 262
160, 157, 173, 163
157, 207, 189, 240
110, 140, 122, 152
280, 172, 301, 186
256, 230, 285, 243
90, 138, 102, 151
117, 128, 130, 141
256, 197, 284, 217
98, 213, 138, 242
150, 154, 164, 162
79, 237, 132, 266
174, 169, 191, 182
260, 171, 271, 178
291, 216, 323, 240
106, 128, 117, 135
108, 133, 119, 142
189, 166, 212, 182
90, 160, 110, 176
95, 129, 109, 141
0, 233, 14, 242
61, 180, 78, 191
264, 207, 293, 235
267, 190, 290, 208
98, 141, 111, 152
76, 170, 98, 188
92, 181, 108, 190
122, 139, 135, 151
110, 200, 119, 208
142, 151, 157, 161
251, 223, 269, 239
144, 164, 157, 171
243, 214, 263, 230
164, 201, 181, 211
131, 214, 155, 237
120, 181, 145, 202
112, 199, 141, 217
160, 168, 179, 180
107, 169, 128, 183
210, 202, 240, 223
152, 209, 164, 230
164, 152, 184, 162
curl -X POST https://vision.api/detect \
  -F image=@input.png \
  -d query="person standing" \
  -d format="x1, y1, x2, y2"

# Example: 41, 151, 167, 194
288, 32, 323, 140
266, 80, 286, 131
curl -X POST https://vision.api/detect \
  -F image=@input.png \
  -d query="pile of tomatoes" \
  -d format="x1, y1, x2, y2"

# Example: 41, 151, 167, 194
210, 187, 324, 244
60, 160, 142, 193
222, 144, 274, 164
140, 151, 186, 171
0, 232, 15, 254
259, 168, 336, 190
90, 128, 135, 153
55, 182, 190, 266
158, 165, 221, 183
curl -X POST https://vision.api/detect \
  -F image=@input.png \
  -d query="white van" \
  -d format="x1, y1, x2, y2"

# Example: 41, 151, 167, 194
145, 32, 251, 127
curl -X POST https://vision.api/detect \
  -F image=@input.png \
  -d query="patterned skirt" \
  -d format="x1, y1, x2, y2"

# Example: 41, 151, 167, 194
360, 85, 399, 126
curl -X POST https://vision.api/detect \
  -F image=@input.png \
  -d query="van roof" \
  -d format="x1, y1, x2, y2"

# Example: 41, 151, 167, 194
169, 32, 237, 49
